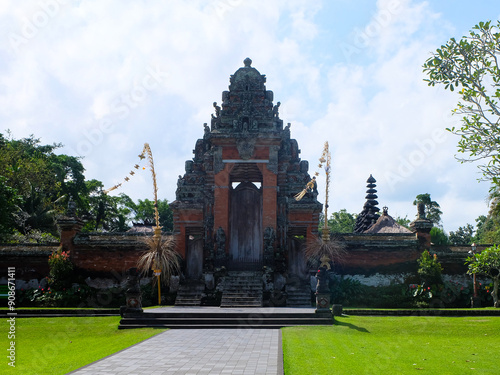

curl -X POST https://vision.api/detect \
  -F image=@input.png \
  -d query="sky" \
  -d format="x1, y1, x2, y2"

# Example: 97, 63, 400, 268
1, 0, 500, 233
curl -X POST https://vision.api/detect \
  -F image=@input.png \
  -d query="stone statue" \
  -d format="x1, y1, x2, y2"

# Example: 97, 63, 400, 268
120, 267, 143, 315
212, 102, 221, 119
284, 123, 291, 138
273, 101, 281, 118
316, 266, 329, 294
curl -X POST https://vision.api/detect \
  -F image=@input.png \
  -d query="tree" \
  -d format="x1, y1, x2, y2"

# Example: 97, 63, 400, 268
467, 244, 500, 307
449, 224, 475, 245
413, 193, 443, 225
473, 186, 500, 243
430, 227, 449, 246
80, 187, 132, 232
423, 21, 500, 185
0, 133, 87, 236
327, 209, 356, 233
0, 176, 22, 241
123, 198, 174, 232
395, 215, 411, 229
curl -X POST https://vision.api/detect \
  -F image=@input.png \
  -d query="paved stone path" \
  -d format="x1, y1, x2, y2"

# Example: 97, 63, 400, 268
70, 329, 283, 375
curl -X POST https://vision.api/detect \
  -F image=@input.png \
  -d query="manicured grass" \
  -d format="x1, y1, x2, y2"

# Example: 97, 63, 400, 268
282, 316, 500, 374
2, 316, 166, 375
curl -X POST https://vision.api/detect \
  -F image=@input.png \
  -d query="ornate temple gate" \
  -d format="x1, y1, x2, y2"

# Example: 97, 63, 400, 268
229, 181, 263, 268
171, 58, 323, 287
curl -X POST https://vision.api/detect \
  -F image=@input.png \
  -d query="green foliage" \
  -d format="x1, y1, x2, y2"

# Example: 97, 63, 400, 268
417, 250, 443, 286
430, 227, 449, 246
47, 247, 74, 291
408, 280, 477, 308
449, 223, 474, 245
333, 283, 415, 308
474, 186, 500, 243
476, 215, 500, 244
466, 244, 500, 307
413, 193, 443, 225
19, 284, 95, 307
0, 132, 174, 237
81, 188, 132, 232
329, 275, 363, 305
423, 20, 500, 185
123, 197, 174, 231
467, 245, 500, 277
0, 132, 87, 236
327, 209, 356, 233
358, 284, 415, 308
394, 215, 411, 229
7, 229, 59, 244
0, 175, 22, 241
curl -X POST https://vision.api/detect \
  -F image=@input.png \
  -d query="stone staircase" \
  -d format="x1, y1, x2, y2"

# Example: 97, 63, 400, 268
286, 281, 312, 307
119, 308, 333, 329
174, 281, 205, 306
220, 271, 263, 308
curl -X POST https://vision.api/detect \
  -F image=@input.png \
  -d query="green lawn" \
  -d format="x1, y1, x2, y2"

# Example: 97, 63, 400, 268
2, 316, 165, 375
3, 315, 499, 374
282, 316, 500, 374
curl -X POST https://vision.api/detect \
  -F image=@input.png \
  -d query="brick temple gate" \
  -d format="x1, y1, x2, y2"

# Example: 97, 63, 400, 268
171, 58, 322, 306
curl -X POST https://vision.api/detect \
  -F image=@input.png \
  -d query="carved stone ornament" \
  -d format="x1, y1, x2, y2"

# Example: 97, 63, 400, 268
236, 138, 256, 160
267, 145, 279, 174
213, 146, 224, 174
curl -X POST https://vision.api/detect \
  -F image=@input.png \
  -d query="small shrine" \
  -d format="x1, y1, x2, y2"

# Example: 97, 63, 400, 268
170, 58, 322, 306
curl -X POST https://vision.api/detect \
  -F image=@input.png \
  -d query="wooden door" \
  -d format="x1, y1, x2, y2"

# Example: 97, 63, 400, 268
229, 182, 262, 264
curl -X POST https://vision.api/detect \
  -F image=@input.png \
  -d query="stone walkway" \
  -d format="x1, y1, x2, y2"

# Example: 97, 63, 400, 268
70, 328, 283, 375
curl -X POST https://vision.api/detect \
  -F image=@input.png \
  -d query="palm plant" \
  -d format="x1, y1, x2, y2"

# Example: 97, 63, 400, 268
136, 144, 180, 304
104, 143, 180, 304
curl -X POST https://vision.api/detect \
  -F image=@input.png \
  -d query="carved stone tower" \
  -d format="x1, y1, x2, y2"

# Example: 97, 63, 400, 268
171, 58, 322, 281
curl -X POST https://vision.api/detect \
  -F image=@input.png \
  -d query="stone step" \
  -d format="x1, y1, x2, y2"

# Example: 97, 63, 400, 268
220, 271, 263, 308
286, 282, 311, 307
118, 310, 333, 329
175, 282, 205, 306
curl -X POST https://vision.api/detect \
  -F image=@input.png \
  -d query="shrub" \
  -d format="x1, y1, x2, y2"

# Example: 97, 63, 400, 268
329, 276, 363, 305
47, 247, 74, 291
417, 250, 443, 286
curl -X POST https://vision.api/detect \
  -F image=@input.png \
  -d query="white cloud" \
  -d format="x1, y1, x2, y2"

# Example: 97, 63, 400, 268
0, 0, 494, 232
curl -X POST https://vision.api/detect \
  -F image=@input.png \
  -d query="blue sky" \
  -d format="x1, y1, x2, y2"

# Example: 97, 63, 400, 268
1, 0, 500, 233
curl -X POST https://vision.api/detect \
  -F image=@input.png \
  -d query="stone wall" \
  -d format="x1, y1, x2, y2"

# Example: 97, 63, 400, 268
0, 231, 481, 289
71, 232, 148, 274
0, 243, 57, 289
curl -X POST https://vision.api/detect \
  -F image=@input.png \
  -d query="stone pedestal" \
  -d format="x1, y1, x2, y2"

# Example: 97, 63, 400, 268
315, 266, 331, 313
332, 304, 343, 316
315, 293, 331, 313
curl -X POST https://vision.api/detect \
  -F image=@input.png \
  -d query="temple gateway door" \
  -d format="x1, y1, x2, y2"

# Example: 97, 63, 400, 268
229, 182, 263, 267
186, 236, 203, 279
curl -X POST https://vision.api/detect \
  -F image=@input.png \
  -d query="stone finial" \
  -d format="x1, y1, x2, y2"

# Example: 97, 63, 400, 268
244, 57, 252, 67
